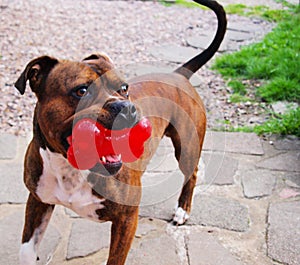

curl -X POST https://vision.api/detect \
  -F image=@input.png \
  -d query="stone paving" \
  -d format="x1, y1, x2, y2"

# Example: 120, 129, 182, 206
0, 132, 299, 265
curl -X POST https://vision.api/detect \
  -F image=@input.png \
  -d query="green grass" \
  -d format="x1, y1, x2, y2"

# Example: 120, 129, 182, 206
214, 8, 300, 102
225, 4, 247, 15
254, 108, 300, 137
275, 0, 298, 9
212, 3, 300, 136
159, 0, 201, 8
229, 93, 252, 103
227, 80, 247, 95
219, 108, 300, 137
225, 4, 291, 22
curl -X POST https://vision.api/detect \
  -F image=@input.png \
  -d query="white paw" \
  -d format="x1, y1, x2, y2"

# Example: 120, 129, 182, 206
19, 239, 37, 265
173, 207, 189, 225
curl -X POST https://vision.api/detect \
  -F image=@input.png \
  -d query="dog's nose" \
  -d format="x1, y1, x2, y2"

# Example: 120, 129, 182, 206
105, 101, 138, 130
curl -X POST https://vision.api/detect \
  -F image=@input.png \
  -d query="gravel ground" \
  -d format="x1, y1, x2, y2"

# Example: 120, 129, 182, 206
0, 0, 278, 136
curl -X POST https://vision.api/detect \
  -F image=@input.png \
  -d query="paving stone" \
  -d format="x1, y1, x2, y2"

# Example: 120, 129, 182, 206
227, 21, 260, 33
202, 153, 238, 185
241, 169, 277, 199
140, 156, 206, 213
125, 62, 202, 87
187, 230, 244, 265
279, 188, 300, 199
196, 156, 206, 185
67, 219, 111, 259
0, 133, 18, 159
226, 30, 254, 42
267, 201, 300, 265
139, 197, 175, 221
141, 137, 182, 206
125, 62, 172, 77
189, 195, 249, 232
38, 224, 61, 264
274, 136, 300, 150
271, 101, 299, 115
203, 131, 264, 155
257, 151, 300, 172
0, 162, 28, 203
186, 34, 212, 49
140, 170, 183, 218
0, 210, 61, 265
224, 40, 241, 51
186, 27, 255, 52
149, 44, 199, 63
135, 218, 159, 237
127, 233, 181, 265
186, 34, 231, 52
145, 137, 177, 173
283, 173, 300, 188
147, 153, 178, 173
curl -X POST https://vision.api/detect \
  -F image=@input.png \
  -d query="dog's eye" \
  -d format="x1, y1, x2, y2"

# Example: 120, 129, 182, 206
121, 84, 128, 93
72, 85, 90, 99
118, 83, 129, 97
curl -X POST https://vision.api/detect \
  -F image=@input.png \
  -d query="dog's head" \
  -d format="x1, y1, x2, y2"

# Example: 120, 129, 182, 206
15, 54, 140, 175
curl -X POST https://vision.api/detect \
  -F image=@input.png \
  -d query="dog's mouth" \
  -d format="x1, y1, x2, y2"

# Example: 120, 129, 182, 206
90, 154, 122, 176
99, 154, 122, 164
64, 117, 152, 176
89, 129, 129, 176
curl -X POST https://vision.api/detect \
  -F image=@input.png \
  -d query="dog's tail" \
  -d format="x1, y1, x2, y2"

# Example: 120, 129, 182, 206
174, 0, 227, 79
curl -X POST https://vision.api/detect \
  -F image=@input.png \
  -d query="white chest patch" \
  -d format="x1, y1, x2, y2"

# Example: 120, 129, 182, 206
37, 148, 105, 221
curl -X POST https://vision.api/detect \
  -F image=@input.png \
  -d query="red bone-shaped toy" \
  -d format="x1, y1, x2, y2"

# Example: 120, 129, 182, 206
67, 117, 152, 170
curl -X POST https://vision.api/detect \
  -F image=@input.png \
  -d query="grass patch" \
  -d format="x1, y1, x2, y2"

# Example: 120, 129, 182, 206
229, 93, 252, 103
225, 4, 247, 15
214, 9, 300, 102
275, 0, 298, 8
217, 108, 300, 137
254, 108, 300, 137
259, 77, 299, 102
212, 3, 300, 136
225, 3, 291, 22
227, 80, 247, 95
159, 0, 201, 8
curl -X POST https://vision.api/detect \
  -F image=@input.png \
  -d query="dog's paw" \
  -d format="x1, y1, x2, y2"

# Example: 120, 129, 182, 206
19, 239, 37, 265
173, 207, 189, 225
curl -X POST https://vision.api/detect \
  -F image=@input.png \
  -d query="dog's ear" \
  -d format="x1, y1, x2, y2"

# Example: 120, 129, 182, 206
15, 56, 58, 95
82, 53, 114, 76
83, 52, 114, 64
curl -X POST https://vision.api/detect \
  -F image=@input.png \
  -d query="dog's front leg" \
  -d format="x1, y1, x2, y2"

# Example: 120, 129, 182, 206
20, 193, 54, 265
106, 208, 138, 265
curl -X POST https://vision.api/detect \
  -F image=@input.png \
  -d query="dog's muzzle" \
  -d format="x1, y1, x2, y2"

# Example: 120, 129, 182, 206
103, 100, 138, 130
63, 99, 145, 177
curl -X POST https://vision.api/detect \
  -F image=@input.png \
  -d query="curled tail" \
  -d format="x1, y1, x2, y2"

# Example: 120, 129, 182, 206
174, 0, 227, 79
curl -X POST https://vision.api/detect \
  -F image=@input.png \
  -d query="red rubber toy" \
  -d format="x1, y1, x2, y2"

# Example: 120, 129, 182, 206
67, 117, 152, 170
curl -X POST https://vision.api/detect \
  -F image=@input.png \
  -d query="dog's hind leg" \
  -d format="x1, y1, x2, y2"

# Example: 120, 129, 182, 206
173, 166, 198, 225
166, 120, 205, 225
20, 194, 54, 265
